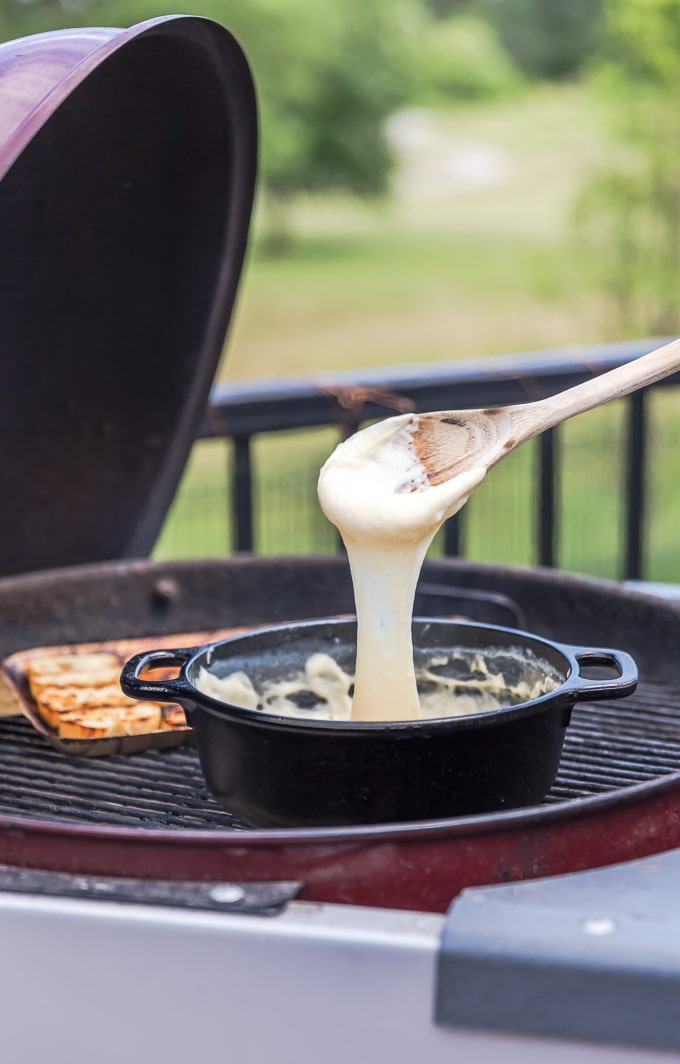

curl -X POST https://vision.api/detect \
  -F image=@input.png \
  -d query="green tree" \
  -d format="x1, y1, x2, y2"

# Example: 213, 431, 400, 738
577, 0, 680, 336
0, 0, 422, 230
493, 0, 602, 79
420, 13, 522, 103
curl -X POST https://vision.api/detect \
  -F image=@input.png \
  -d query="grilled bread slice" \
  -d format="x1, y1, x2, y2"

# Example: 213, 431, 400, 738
38, 683, 139, 709
58, 708, 128, 739
116, 704, 164, 735
161, 704, 187, 730
27, 653, 121, 700
19, 647, 189, 738
51, 703, 163, 739
35, 684, 143, 729
25, 652, 121, 679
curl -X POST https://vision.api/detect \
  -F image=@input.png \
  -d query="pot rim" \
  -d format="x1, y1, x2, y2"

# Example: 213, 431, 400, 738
122, 616, 638, 734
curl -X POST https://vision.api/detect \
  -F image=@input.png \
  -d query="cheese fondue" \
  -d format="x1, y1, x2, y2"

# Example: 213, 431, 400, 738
195, 413, 556, 724
316, 414, 486, 721
196, 648, 559, 721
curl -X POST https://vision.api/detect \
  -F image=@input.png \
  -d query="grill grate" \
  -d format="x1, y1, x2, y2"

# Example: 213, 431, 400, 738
544, 682, 680, 801
0, 722, 244, 829
0, 681, 679, 829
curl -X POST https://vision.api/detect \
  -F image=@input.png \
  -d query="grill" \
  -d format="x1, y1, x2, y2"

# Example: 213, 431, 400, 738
4, 19, 680, 1061
2, 683, 680, 828
1, 555, 680, 915
3, 20, 680, 917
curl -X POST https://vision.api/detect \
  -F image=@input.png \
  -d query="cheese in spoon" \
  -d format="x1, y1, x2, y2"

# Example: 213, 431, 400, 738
317, 414, 486, 722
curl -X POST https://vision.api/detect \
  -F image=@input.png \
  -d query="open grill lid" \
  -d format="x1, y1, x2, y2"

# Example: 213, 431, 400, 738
0, 17, 257, 576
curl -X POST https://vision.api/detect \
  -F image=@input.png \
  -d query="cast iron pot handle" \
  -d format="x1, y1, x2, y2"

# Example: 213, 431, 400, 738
564, 646, 638, 700
120, 648, 197, 702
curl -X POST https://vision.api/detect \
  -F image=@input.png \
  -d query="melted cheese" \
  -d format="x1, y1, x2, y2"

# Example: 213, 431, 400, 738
316, 414, 486, 721
195, 413, 562, 724
196, 649, 559, 721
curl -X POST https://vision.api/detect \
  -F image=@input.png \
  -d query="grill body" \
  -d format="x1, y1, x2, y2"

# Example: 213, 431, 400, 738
1, 555, 680, 912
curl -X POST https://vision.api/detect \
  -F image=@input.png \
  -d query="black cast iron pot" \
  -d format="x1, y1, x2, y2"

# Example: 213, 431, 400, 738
121, 618, 638, 828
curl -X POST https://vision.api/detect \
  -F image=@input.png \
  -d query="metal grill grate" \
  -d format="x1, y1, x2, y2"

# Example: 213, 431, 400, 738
0, 722, 243, 829
546, 683, 680, 801
0, 681, 679, 829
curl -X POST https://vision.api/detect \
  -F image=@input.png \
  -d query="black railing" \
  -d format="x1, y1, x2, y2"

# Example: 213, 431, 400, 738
198, 338, 679, 580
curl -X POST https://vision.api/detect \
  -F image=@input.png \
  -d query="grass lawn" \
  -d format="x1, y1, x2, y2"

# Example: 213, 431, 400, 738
155, 83, 680, 583
220, 83, 617, 384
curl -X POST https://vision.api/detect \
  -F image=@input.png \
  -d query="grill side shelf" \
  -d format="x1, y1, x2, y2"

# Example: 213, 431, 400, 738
436, 847, 680, 1052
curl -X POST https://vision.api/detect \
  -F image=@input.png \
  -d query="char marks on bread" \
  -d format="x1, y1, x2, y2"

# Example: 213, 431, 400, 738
24, 650, 186, 739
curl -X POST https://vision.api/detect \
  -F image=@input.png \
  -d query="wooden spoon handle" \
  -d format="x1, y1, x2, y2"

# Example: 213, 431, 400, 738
527, 336, 680, 436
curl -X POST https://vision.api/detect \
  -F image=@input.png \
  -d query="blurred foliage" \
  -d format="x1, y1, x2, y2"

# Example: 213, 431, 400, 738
0, 0, 423, 221
599, 0, 680, 86
577, 0, 680, 336
419, 0, 600, 80
491, 0, 601, 78
0, 0, 597, 225
420, 13, 522, 102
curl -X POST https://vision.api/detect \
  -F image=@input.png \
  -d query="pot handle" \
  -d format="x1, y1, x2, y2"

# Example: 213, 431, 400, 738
564, 646, 638, 700
120, 647, 197, 702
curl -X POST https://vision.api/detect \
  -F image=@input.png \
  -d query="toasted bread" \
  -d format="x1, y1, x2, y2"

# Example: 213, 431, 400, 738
54, 702, 163, 739
161, 704, 187, 730
14, 645, 191, 740
26, 653, 121, 698
58, 708, 128, 740
116, 704, 163, 735
35, 684, 140, 715
25, 652, 121, 678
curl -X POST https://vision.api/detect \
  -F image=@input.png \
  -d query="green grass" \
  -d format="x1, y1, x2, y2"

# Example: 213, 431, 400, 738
645, 391, 680, 583
154, 440, 235, 559
222, 232, 600, 384
219, 83, 616, 384
155, 82, 680, 584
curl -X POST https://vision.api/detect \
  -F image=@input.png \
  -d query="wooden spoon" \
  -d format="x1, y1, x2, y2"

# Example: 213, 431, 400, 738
413, 336, 680, 485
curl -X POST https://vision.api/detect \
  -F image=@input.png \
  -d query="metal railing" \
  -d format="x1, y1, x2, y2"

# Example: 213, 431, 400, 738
197, 338, 678, 581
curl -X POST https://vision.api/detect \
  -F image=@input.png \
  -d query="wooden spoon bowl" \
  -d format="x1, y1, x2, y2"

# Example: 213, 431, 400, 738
413, 336, 680, 486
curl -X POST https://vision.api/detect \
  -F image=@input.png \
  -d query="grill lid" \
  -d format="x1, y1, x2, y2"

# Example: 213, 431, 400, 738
0, 17, 257, 576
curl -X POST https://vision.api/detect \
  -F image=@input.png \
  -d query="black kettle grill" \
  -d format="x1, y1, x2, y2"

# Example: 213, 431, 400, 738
3, 9, 680, 929
5, 20, 680, 1058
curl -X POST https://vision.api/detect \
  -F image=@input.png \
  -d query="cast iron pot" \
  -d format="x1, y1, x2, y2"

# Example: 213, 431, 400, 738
121, 618, 638, 828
